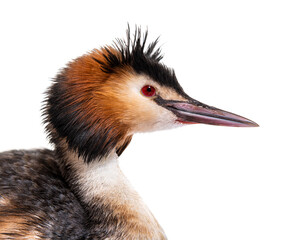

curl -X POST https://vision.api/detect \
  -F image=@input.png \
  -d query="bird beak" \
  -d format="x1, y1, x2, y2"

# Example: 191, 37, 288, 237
155, 97, 259, 127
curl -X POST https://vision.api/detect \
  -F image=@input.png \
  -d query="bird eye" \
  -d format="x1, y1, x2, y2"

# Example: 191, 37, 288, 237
141, 85, 156, 97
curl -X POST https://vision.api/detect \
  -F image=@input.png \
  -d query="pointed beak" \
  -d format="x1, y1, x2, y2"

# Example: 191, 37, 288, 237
155, 97, 259, 127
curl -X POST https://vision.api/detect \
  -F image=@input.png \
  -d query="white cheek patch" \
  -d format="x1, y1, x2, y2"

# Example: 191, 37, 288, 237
124, 75, 186, 133
145, 105, 179, 132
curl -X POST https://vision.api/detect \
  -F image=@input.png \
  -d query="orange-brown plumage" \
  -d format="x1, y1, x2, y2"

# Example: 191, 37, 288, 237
60, 54, 135, 157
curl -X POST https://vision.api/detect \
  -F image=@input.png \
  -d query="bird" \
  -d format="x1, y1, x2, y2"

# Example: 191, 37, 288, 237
0, 27, 258, 240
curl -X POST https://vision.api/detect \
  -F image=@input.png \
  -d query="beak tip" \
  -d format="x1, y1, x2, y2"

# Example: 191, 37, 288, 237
236, 119, 259, 127
244, 119, 259, 127
250, 122, 260, 127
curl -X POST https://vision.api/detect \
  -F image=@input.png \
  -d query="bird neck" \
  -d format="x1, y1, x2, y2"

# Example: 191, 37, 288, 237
57, 145, 167, 239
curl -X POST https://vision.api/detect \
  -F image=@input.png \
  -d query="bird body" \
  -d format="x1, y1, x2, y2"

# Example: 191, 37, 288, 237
0, 149, 88, 239
0, 149, 166, 239
0, 27, 258, 239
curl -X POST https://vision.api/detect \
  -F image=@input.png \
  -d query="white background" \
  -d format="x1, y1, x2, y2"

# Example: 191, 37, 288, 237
0, 1, 299, 239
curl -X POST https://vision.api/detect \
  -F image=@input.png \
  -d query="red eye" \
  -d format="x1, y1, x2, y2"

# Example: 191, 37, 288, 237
141, 85, 156, 97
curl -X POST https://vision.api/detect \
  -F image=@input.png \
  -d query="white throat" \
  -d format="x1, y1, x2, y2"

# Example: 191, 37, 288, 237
65, 150, 167, 240
73, 152, 128, 203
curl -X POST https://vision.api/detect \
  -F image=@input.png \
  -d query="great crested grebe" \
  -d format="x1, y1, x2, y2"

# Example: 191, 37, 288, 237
0, 27, 258, 239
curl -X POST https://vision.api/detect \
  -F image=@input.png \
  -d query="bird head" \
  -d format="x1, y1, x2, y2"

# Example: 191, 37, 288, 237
45, 27, 258, 162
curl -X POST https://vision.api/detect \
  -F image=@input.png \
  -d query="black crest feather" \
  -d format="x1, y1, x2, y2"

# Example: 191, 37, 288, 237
94, 26, 163, 74
94, 26, 186, 95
